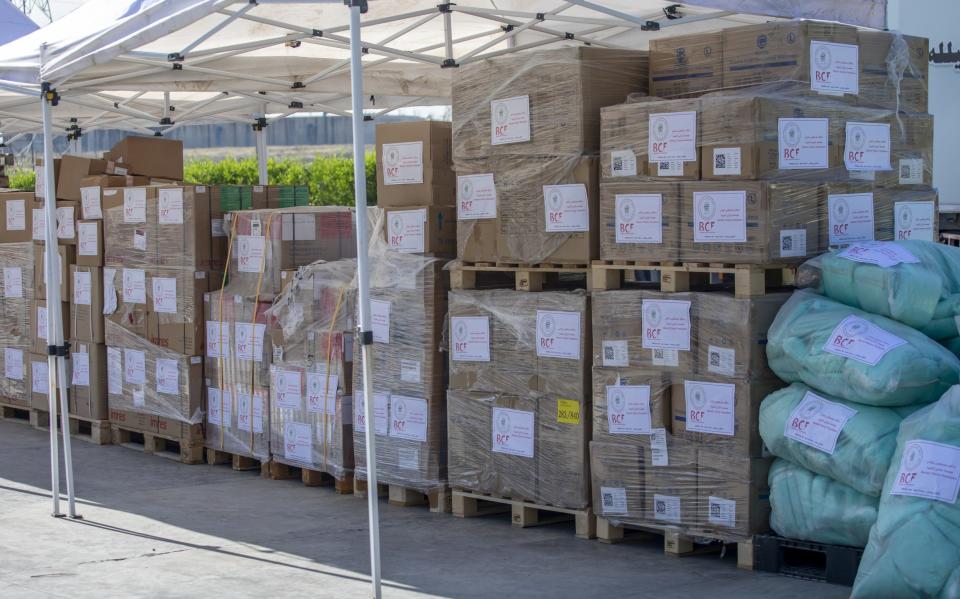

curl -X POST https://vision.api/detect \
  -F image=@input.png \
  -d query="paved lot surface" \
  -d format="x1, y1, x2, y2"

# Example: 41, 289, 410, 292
0, 420, 851, 598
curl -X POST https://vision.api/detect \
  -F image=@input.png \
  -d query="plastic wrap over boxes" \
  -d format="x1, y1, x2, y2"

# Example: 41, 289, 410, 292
0, 242, 36, 408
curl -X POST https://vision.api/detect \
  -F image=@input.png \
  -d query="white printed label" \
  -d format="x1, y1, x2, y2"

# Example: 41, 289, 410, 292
610, 150, 637, 177
708, 496, 737, 528
306, 371, 338, 415
370, 299, 390, 343
237, 392, 264, 433
80, 187, 102, 219
133, 229, 147, 251
490, 95, 531, 145
828, 193, 875, 246
712, 148, 742, 176
653, 494, 682, 523
71, 351, 89, 386
457, 174, 497, 220
73, 271, 92, 305
207, 387, 230, 425
899, 159, 924, 185
651, 428, 669, 466
536, 310, 581, 360
122, 269, 146, 304
354, 390, 388, 435
652, 348, 679, 367
649, 111, 697, 162
602, 340, 629, 368
6, 199, 25, 230
615, 194, 662, 244
683, 380, 736, 436
123, 188, 147, 223
845, 122, 891, 171
234, 323, 266, 362
237, 236, 265, 273
400, 359, 420, 383
107, 347, 122, 394
155, 358, 179, 395
693, 191, 746, 243
783, 391, 858, 455
398, 447, 420, 470
895, 201, 935, 242
274, 369, 302, 409
838, 242, 920, 268
123, 348, 145, 385
657, 160, 684, 177
491, 407, 534, 458
707, 345, 736, 377
450, 316, 490, 362
158, 188, 184, 224
34, 166, 44, 197
600, 487, 628, 515
543, 184, 589, 232
32, 359, 48, 395
77, 222, 99, 256
132, 389, 145, 408
4, 348, 23, 381
389, 395, 428, 442
151, 277, 177, 314
32, 208, 44, 241
386, 209, 426, 253
382, 142, 424, 185
890, 440, 960, 504
3, 267, 22, 298
283, 421, 312, 463
823, 315, 906, 366
779, 229, 808, 258
778, 118, 829, 169
206, 321, 231, 358
642, 299, 691, 352
56, 206, 75, 240
810, 41, 859, 95
36, 306, 47, 342
211, 219, 225, 237
606, 385, 652, 435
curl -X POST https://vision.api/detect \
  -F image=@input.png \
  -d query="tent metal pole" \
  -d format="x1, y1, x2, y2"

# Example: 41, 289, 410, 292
347, 2, 381, 598
256, 103, 268, 186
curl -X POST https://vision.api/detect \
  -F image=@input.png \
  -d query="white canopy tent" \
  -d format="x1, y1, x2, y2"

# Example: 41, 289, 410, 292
0, 1, 887, 597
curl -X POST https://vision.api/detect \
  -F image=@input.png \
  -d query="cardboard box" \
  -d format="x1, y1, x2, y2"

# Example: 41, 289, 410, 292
32, 299, 70, 354
211, 185, 267, 213
722, 21, 858, 90
155, 185, 214, 271
384, 205, 456, 256
643, 436, 699, 529
30, 352, 63, 411
103, 136, 184, 180
859, 31, 928, 113
824, 184, 939, 247
76, 220, 103, 266
103, 266, 149, 340
0, 192, 34, 243
680, 181, 824, 264
671, 375, 783, 457
78, 174, 150, 220
592, 367, 673, 444
452, 47, 649, 160
103, 186, 158, 268
453, 159, 498, 263
376, 121, 455, 208
696, 449, 772, 540
695, 292, 791, 380
885, 112, 934, 189
35, 244, 75, 303
69, 341, 108, 419
57, 156, 107, 201
31, 200, 79, 245
599, 181, 681, 262
0, 347, 30, 407
266, 185, 311, 209
536, 393, 590, 508
590, 441, 646, 524
70, 265, 104, 343
146, 269, 212, 355
649, 32, 723, 99
600, 98, 701, 179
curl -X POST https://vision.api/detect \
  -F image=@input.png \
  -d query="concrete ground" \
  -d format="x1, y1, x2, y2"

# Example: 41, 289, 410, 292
0, 420, 851, 599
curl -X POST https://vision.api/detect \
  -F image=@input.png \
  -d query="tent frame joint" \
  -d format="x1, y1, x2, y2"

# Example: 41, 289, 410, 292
47, 340, 71, 359
252, 117, 267, 131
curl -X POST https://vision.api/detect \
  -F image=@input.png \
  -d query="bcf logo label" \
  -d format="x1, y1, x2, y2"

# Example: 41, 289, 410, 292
832, 198, 850, 236
547, 190, 564, 224
384, 147, 400, 167
781, 121, 802, 160
454, 321, 469, 353
688, 385, 707, 423
495, 412, 511, 446
609, 389, 626, 425
539, 314, 556, 350
833, 319, 866, 349
459, 179, 474, 213
494, 103, 510, 137
393, 398, 407, 432
791, 398, 822, 432
644, 303, 663, 341
617, 197, 636, 234
847, 126, 867, 163
898, 444, 924, 485
651, 117, 670, 154
814, 45, 832, 82
389, 215, 403, 246
897, 206, 913, 239
696, 196, 716, 233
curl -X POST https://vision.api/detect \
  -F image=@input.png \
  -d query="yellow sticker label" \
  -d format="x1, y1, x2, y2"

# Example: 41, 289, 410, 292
557, 399, 580, 425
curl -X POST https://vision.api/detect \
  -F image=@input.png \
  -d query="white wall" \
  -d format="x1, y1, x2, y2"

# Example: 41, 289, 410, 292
888, 0, 960, 207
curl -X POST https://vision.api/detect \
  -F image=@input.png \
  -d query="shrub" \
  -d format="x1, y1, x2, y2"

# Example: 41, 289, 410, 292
6, 168, 36, 191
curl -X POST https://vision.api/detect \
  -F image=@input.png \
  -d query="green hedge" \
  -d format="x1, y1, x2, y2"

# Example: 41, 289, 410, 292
6, 154, 378, 206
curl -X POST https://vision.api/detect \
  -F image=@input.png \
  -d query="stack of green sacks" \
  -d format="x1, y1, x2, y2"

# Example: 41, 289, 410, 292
762, 285, 960, 548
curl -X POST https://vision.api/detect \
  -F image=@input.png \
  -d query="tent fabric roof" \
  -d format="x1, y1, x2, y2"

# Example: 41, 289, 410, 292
0, 0, 38, 47
0, 0, 886, 139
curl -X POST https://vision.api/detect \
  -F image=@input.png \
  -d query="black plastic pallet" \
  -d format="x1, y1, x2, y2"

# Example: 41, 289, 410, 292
752, 534, 863, 586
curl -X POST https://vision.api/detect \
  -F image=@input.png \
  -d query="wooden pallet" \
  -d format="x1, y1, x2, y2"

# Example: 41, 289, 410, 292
450, 262, 590, 291
452, 489, 595, 539
205, 447, 260, 471
8, 407, 111, 445
591, 260, 796, 298
110, 425, 203, 464
941, 232, 960, 247
353, 477, 451, 513
0, 404, 32, 425
751, 534, 862, 586
595, 517, 753, 565
261, 459, 353, 494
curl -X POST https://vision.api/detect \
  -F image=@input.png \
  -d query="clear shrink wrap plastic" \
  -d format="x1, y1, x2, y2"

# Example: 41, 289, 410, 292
265, 259, 356, 478
352, 247, 448, 494
768, 458, 878, 548
766, 289, 960, 407
0, 242, 35, 405
452, 47, 648, 265
853, 387, 960, 598
447, 289, 590, 508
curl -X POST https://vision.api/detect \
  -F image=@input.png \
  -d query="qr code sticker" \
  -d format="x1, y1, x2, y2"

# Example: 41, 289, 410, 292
655, 499, 666, 514
710, 351, 720, 368
613, 156, 623, 172
715, 153, 726, 169
602, 492, 614, 508
604, 346, 615, 361
781, 234, 793, 253
710, 503, 721, 519
659, 161, 671, 169
900, 164, 912, 179
654, 349, 665, 360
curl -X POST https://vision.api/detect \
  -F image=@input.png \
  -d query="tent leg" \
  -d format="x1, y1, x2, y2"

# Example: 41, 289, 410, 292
347, 2, 382, 598
56, 355, 79, 519
255, 121, 268, 186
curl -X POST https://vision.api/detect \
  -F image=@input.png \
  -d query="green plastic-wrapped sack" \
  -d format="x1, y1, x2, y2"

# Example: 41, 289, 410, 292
769, 459, 878, 548
767, 290, 960, 406
760, 383, 915, 496
852, 387, 960, 598
800, 241, 960, 330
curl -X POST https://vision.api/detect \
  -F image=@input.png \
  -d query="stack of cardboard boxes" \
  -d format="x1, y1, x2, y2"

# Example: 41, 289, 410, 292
0, 211, 36, 409
0, 152, 13, 188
